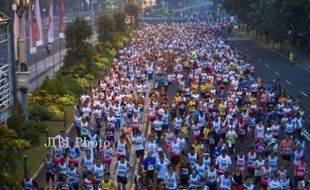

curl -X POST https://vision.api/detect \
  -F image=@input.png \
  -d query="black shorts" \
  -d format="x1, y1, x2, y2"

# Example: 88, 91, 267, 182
157, 178, 164, 184
136, 149, 144, 158
180, 177, 189, 186
171, 156, 180, 166
117, 175, 127, 184
282, 155, 291, 161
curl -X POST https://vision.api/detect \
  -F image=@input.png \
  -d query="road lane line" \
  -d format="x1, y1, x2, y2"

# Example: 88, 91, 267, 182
257, 58, 262, 62
303, 129, 310, 138
274, 71, 280, 76
249, 38, 310, 72
265, 64, 270, 68
285, 80, 292, 85
300, 91, 308, 97
302, 129, 310, 141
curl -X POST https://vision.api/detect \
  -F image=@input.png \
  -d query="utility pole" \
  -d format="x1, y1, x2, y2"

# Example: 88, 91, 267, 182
91, 0, 94, 28
13, 0, 31, 123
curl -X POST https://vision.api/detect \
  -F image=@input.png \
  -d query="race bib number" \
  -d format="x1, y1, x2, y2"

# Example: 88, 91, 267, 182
221, 162, 228, 167
209, 138, 215, 144
148, 164, 154, 170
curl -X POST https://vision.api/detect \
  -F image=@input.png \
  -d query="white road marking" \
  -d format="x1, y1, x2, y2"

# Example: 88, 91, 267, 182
300, 91, 308, 97
285, 80, 292, 85
265, 64, 270, 68
274, 71, 280, 76
302, 129, 310, 142
250, 38, 310, 72
257, 58, 262, 62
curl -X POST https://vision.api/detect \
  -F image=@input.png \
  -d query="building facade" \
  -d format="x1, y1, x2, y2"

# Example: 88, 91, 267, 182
0, 12, 14, 123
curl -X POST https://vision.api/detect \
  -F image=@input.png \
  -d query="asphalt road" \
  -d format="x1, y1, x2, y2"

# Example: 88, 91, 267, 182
227, 33, 310, 111
227, 31, 310, 166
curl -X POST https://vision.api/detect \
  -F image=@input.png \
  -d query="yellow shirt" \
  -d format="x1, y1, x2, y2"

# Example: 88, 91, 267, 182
218, 103, 227, 116
175, 96, 181, 103
100, 180, 113, 190
184, 60, 190, 67
205, 82, 212, 91
199, 84, 207, 92
203, 128, 211, 139
181, 125, 189, 137
192, 144, 202, 155
191, 83, 198, 90
250, 96, 256, 103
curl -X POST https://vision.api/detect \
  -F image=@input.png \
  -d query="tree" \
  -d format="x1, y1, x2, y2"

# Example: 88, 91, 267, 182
224, 0, 310, 52
113, 12, 126, 32
64, 17, 93, 66
125, 3, 139, 26
97, 14, 114, 44
0, 125, 29, 187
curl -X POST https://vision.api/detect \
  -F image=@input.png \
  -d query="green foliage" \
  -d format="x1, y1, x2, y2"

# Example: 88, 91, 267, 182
97, 14, 114, 44
29, 103, 52, 121
113, 12, 126, 32
125, 2, 139, 17
54, 95, 76, 106
38, 76, 83, 97
0, 125, 30, 187
60, 75, 84, 96
76, 78, 91, 89
21, 122, 48, 145
47, 105, 64, 121
224, 0, 310, 47
65, 17, 93, 67
7, 107, 47, 146
125, 3, 139, 26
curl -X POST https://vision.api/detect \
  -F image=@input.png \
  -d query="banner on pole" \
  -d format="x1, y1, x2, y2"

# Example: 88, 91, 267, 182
47, 0, 54, 43
34, 0, 44, 46
59, 0, 65, 38
13, 9, 19, 60
29, 6, 37, 54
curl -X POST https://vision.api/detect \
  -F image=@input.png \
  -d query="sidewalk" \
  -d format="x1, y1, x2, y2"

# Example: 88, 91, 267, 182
28, 49, 66, 92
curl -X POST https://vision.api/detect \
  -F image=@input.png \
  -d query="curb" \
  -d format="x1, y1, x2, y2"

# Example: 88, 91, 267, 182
32, 124, 74, 184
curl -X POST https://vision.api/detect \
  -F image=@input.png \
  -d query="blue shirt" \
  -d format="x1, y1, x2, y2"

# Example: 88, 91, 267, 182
143, 156, 156, 171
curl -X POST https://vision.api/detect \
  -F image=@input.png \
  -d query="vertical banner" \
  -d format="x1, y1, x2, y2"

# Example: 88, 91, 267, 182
59, 0, 65, 38
47, 0, 54, 43
34, 0, 44, 46
13, 8, 19, 60
29, 6, 37, 54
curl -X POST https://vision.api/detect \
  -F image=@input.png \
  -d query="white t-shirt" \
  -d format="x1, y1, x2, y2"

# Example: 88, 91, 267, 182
216, 155, 232, 171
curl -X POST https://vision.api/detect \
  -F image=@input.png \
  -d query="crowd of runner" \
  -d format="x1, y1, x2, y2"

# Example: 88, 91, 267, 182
22, 13, 309, 190
130, 22, 309, 190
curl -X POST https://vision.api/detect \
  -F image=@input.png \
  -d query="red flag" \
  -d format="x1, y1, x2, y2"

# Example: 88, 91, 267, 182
59, 0, 65, 38
34, 0, 44, 46
47, 0, 54, 43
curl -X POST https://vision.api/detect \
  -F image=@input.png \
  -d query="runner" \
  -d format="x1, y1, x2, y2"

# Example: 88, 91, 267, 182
113, 155, 132, 190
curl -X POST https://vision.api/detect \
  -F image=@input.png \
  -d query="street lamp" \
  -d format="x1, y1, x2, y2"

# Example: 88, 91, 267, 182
63, 106, 67, 129
23, 154, 28, 178
45, 128, 49, 145
13, 0, 32, 123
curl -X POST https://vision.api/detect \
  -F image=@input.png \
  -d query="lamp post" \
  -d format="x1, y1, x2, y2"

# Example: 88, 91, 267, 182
23, 154, 28, 178
13, 0, 31, 123
63, 106, 67, 129
45, 128, 49, 145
